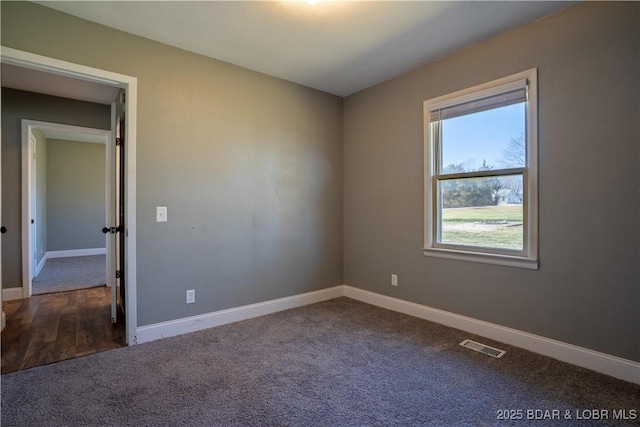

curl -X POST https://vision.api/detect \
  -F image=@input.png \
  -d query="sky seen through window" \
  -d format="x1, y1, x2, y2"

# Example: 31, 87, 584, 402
441, 103, 525, 172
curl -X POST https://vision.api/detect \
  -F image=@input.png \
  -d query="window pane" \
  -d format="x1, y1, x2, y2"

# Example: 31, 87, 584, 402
441, 103, 525, 174
439, 175, 523, 250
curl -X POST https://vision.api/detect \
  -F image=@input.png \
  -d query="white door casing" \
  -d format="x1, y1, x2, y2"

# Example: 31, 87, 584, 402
2, 46, 139, 345
30, 133, 37, 279
21, 121, 112, 298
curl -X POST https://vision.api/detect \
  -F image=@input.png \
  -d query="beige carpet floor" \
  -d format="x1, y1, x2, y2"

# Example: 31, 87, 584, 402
33, 255, 106, 295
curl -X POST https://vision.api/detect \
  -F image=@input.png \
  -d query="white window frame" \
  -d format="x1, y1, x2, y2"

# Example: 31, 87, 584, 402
423, 68, 538, 270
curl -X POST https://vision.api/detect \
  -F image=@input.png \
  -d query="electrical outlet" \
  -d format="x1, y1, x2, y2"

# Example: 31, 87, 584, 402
186, 289, 195, 304
391, 274, 398, 287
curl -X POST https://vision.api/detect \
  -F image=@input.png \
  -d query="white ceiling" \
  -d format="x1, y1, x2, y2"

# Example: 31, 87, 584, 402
1, 63, 119, 105
41, 127, 107, 144
33, 1, 577, 97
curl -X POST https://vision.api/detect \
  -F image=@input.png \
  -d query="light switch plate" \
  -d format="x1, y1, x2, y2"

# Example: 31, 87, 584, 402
156, 206, 167, 222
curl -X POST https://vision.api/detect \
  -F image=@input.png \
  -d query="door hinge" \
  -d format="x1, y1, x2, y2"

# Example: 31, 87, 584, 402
120, 92, 126, 104
116, 137, 123, 146
116, 270, 121, 279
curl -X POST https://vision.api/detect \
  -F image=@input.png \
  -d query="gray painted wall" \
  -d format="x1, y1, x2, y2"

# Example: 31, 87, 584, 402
1, 88, 111, 287
33, 129, 47, 266
47, 139, 106, 251
344, 2, 639, 361
1, 2, 344, 327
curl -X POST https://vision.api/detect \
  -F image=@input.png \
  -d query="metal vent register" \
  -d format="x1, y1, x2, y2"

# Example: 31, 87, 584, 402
460, 339, 506, 358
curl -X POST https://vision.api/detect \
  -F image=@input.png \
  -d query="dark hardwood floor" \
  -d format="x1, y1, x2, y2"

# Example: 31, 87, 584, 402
1, 286, 125, 374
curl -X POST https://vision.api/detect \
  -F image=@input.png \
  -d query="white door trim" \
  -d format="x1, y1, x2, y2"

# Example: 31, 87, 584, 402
29, 133, 37, 280
3, 46, 139, 346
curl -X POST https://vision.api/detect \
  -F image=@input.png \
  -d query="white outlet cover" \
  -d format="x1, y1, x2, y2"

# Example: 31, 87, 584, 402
186, 289, 195, 304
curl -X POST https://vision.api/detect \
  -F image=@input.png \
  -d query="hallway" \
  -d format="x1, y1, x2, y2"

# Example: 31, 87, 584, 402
1, 286, 125, 374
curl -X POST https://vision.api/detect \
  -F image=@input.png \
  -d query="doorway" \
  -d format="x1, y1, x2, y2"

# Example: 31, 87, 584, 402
0, 47, 138, 348
3, 105, 125, 374
21, 121, 113, 298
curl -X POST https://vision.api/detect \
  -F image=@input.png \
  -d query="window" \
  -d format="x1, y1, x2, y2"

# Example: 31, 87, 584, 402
423, 69, 538, 269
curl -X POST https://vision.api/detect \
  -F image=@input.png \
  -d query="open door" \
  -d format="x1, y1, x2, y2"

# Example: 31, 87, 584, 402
106, 105, 117, 322
116, 90, 126, 317
1, 118, 4, 331
107, 89, 126, 324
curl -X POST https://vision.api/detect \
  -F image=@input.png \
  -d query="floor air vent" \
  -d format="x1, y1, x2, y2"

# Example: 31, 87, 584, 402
460, 339, 506, 358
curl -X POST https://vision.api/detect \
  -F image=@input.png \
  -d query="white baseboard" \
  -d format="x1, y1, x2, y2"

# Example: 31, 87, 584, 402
136, 286, 344, 344
135, 283, 639, 384
35, 253, 48, 277
2, 287, 25, 301
343, 286, 640, 385
47, 248, 106, 259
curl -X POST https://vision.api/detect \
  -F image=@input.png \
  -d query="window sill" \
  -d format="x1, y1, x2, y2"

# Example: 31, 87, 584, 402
423, 247, 539, 270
